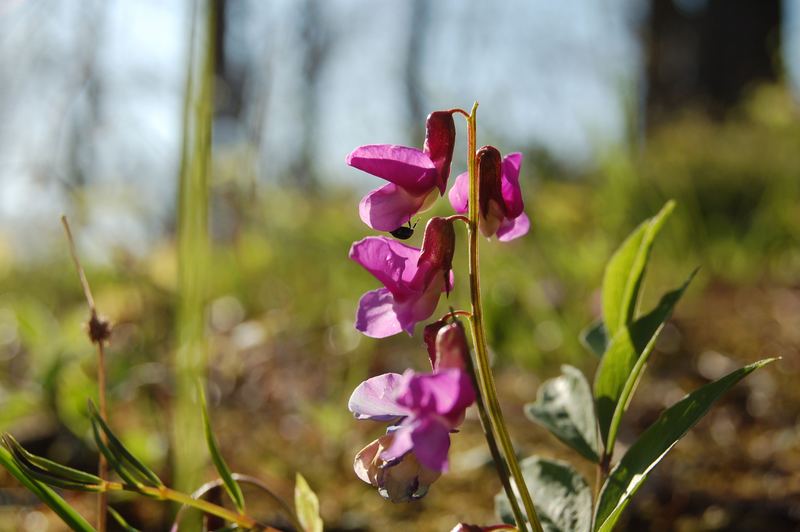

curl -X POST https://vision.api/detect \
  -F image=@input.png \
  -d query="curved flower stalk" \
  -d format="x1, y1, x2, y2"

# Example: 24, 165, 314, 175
347, 111, 456, 231
449, 147, 530, 241
350, 217, 456, 337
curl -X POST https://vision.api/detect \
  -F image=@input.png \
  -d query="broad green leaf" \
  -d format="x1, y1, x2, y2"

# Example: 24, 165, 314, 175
594, 358, 777, 532
579, 320, 607, 358
495, 456, 592, 532
0, 446, 95, 531
295, 473, 323, 532
199, 386, 246, 513
594, 271, 695, 449
524, 365, 600, 462
108, 507, 141, 531
89, 401, 163, 488
601, 201, 674, 337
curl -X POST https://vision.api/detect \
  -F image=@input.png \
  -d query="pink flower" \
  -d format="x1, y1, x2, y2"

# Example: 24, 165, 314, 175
347, 111, 456, 232
448, 147, 530, 241
348, 368, 475, 472
350, 217, 455, 338
353, 434, 441, 502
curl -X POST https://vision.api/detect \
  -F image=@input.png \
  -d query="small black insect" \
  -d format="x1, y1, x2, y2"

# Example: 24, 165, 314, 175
389, 219, 417, 240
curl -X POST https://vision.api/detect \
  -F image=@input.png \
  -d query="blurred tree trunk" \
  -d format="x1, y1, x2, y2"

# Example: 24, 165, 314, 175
290, 0, 330, 189
404, 0, 429, 138
645, 0, 781, 125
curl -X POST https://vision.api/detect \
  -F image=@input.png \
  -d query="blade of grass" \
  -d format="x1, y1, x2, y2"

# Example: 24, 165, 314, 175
199, 385, 246, 513
0, 446, 95, 531
173, 0, 215, 511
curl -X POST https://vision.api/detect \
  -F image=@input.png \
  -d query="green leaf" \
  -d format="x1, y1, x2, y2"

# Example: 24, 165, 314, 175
594, 358, 777, 532
601, 201, 674, 337
594, 271, 695, 450
3, 434, 103, 488
524, 365, 600, 462
579, 320, 607, 358
108, 507, 141, 532
295, 473, 323, 532
0, 446, 95, 531
88, 401, 163, 488
199, 385, 246, 514
495, 456, 592, 532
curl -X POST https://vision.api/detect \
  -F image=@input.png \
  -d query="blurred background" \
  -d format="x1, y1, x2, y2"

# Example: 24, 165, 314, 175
0, 0, 799, 530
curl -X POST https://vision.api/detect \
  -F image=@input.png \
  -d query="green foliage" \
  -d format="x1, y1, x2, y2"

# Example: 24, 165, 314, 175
88, 401, 163, 490
601, 200, 674, 337
594, 358, 777, 531
514, 204, 776, 531
0, 446, 96, 532
199, 385, 246, 514
594, 269, 696, 451
295, 473, 324, 532
524, 365, 600, 462
495, 456, 591, 532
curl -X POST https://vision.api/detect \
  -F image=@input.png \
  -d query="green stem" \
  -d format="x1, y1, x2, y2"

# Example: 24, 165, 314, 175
464, 102, 543, 532
461, 321, 526, 528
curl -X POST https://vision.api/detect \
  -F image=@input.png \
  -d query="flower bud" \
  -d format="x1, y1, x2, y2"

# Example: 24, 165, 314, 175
424, 320, 469, 372
423, 111, 456, 194
476, 146, 506, 237
417, 217, 456, 281
354, 434, 441, 503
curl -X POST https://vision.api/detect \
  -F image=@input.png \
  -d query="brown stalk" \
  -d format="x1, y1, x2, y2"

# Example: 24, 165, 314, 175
61, 216, 111, 532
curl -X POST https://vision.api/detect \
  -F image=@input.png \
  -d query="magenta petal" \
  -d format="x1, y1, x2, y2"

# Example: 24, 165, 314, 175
397, 369, 475, 417
348, 373, 407, 421
410, 418, 451, 471
359, 183, 431, 232
394, 274, 445, 335
447, 172, 469, 214
347, 144, 437, 194
496, 212, 530, 242
381, 423, 415, 462
350, 236, 421, 294
500, 153, 524, 218
355, 288, 404, 338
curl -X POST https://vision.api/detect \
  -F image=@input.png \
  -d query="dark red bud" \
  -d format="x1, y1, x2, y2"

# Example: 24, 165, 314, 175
423, 111, 456, 194
423, 319, 448, 369
418, 217, 456, 291
476, 146, 506, 218
434, 322, 469, 371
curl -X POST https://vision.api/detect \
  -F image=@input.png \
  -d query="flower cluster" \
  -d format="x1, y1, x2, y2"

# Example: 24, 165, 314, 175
346, 110, 530, 501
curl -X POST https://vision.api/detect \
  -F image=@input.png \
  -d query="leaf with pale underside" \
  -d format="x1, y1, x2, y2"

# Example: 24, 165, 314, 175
496, 456, 591, 532
525, 365, 600, 462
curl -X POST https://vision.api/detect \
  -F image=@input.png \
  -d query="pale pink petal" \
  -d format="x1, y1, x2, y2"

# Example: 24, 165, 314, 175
347, 144, 437, 194
496, 212, 530, 242
355, 288, 404, 338
359, 183, 430, 232
353, 439, 381, 484
447, 172, 469, 214
500, 153, 524, 218
349, 236, 420, 295
348, 373, 407, 421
